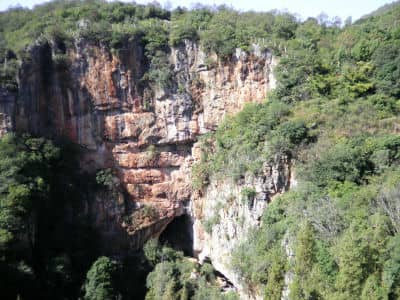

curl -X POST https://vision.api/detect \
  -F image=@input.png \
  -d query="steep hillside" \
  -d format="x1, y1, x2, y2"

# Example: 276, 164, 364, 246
191, 2, 400, 299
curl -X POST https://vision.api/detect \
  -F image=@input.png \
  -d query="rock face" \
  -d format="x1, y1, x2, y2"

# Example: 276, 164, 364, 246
192, 156, 292, 299
0, 39, 277, 252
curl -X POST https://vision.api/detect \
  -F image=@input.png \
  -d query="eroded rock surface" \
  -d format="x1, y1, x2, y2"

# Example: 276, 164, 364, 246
0, 39, 277, 251
192, 156, 292, 299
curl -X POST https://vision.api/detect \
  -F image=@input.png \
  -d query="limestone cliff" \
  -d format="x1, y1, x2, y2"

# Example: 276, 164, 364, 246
192, 156, 293, 299
0, 38, 277, 252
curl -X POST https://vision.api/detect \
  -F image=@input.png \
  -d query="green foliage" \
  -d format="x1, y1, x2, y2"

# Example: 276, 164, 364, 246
145, 240, 237, 300
301, 135, 400, 188
117, 2, 400, 298
200, 262, 216, 282
272, 46, 330, 103
145, 144, 158, 159
145, 53, 172, 88
273, 13, 298, 40
267, 119, 311, 158
84, 256, 120, 300
191, 160, 210, 191
0, 0, 308, 99
193, 278, 239, 300
201, 8, 238, 57
1, 2, 400, 300
0, 133, 100, 299
96, 168, 113, 189
169, 9, 200, 46
0, 134, 59, 252
0, 0, 304, 67
315, 240, 338, 282
302, 141, 369, 186
231, 196, 288, 292
241, 187, 256, 204
263, 246, 287, 300
203, 214, 220, 235
372, 40, 400, 98
52, 53, 70, 70
382, 235, 400, 298
192, 101, 290, 184
143, 238, 160, 267
333, 223, 375, 298
0, 53, 19, 91
342, 62, 375, 97
289, 223, 319, 300
361, 273, 386, 300
376, 183, 400, 233
225, 7, 400, 292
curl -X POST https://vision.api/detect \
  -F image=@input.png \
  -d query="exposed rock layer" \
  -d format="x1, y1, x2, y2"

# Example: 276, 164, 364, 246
0, 39, 277, 252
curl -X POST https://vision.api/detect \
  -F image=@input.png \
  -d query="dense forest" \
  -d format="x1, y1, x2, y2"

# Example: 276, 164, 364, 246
0, 0, 400, 299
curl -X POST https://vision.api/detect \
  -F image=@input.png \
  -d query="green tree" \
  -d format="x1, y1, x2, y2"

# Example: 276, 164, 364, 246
84, 256, 120, 300
382, 235, 400, 298
201, 8, 238, 57
289, 222, 319, 300
361, 273, 386, 300
334, 224, 372, 299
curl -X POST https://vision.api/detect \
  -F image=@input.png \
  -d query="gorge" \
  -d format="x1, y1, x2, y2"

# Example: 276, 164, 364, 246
1, 1, 400, 299
0, 35, 281, 297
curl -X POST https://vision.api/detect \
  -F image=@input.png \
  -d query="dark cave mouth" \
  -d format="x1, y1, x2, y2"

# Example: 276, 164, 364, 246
159, 214, 194, 257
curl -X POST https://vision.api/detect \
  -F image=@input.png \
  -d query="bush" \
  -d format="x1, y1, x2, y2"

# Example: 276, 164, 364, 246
192, 101, 290, 186
84, 256, 120, 300
143, 239, 161, 267
267, 120, 310, 158
203, 214, 220, 234
201, 9, 238, 57
170, 13, 198, 46
302, 141, 370, 187
96, 169, 114, 189
241, 187, 256, 205
145, 246, 236, 300
191, 162, 210, 191
145, 60, 172, 88
0, 57, 19, 91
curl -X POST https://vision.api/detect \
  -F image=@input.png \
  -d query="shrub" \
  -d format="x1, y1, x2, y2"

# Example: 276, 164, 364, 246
267, 120, 310, 158
145, 144, 158, 160
143, 238, 161, 266
302, 141, 370, 187
145, 246, 236, 300
193, 101, 290, 185
169, 13, 198, 46
191, 162, 210, 191
95, 169, 113, 189
142, 41, 172, 88
203, 214, 220, 234
200, 262, 216, 281
241, 187, 256, 205
200, 9, 238, 57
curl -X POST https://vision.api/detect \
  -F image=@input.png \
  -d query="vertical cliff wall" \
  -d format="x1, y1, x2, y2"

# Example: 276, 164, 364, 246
0, 39, 278, 252
192, 155, 293, 299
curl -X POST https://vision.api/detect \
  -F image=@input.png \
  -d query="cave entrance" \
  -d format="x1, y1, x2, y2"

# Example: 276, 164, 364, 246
159, 214, 193, 257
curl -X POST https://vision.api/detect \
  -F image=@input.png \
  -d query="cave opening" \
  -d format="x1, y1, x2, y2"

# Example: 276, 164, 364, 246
159, 214, 194, 257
